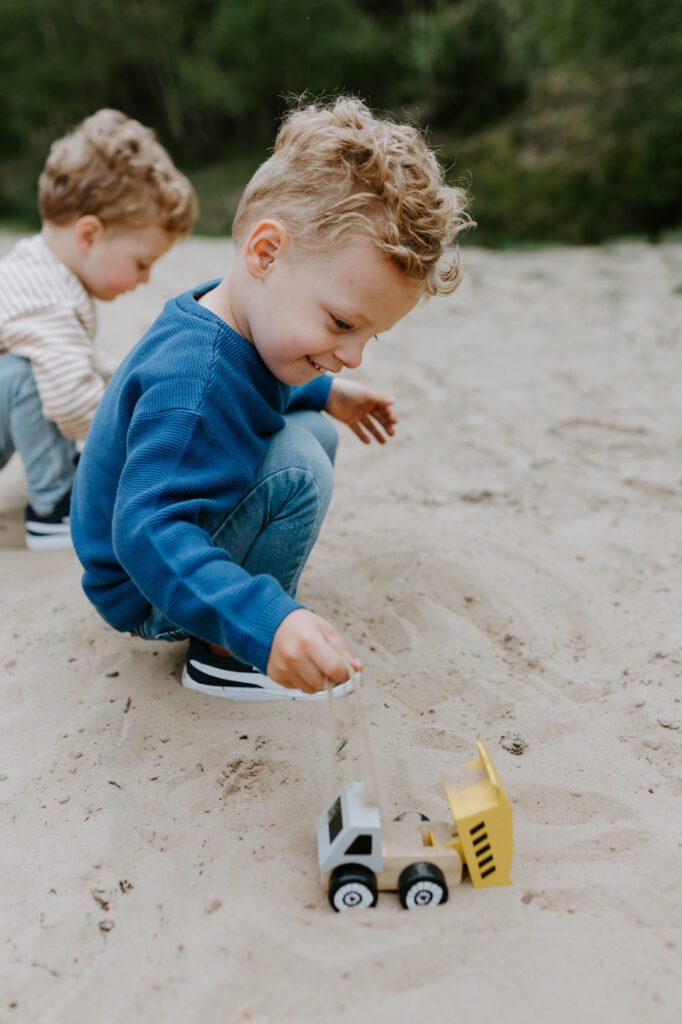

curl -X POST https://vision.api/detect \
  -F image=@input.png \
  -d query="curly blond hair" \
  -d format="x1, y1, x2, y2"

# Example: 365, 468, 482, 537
232, 96, 472, 295
38, 109, 197, 235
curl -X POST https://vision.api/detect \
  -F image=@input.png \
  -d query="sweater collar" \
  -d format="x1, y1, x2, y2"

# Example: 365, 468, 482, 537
175, 281, 292, 413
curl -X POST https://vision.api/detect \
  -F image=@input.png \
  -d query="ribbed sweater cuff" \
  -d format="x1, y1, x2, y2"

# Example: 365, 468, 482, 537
288, 375, 332, 412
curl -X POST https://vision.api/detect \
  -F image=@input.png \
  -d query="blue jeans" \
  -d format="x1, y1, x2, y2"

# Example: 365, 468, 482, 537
0, 354, 77, 514
136, 409, 338, 643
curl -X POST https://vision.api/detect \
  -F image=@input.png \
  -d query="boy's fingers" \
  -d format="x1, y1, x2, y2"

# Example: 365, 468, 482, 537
267, 609, 360, 691
323, 633, 362, 677
280, 649, 348, 694
319, 651, 358, 685
266, 651, 350, 700
267, 652, 321, 693
351, 412, 395, 444
362, 417, 387, 444
289, 658, 324, 693
377, 405, 397, 428
306, 625, 358, 681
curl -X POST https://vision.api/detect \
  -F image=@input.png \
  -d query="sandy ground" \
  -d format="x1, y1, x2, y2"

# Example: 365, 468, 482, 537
1, 231, 681, 1024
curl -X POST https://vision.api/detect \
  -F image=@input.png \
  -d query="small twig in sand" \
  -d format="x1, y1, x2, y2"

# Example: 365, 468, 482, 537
92, 890, 109, 911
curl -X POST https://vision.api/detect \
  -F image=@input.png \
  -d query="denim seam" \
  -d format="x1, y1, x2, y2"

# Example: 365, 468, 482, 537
208, 465, 324, 543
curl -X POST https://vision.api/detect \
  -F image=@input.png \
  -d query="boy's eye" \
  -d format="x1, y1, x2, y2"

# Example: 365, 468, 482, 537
137, 262, 149, 272
331, 314, 352, 330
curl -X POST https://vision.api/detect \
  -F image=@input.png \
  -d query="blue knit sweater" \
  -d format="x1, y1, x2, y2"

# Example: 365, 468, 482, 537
71, 282, 332, 672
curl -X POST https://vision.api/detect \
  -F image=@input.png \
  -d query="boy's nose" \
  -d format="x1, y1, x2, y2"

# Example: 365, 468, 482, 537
335, 336, 365, 369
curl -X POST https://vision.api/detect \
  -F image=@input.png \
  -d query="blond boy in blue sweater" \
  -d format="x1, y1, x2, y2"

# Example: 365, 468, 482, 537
72, 97, 470, 700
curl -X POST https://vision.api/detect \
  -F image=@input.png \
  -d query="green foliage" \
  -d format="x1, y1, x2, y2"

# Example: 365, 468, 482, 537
506, 0, 682, 236
176, 0, 392, 146
189, 148, 268, 236
0, 0, 679, 242
443, 72, 617, 245
406, 0, 526, 131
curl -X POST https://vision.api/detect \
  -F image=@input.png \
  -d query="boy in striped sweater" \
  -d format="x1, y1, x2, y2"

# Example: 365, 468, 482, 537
0, 109, 196, 549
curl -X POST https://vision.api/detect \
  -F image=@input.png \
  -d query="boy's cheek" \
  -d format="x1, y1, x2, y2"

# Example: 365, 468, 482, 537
98, 273, 138, 298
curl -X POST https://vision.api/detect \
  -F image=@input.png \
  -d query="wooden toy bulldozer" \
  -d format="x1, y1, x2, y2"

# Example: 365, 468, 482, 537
318, 741, 514, 911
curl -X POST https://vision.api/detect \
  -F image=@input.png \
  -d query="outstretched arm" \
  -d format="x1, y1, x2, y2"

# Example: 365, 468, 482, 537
325, 378, 397, 444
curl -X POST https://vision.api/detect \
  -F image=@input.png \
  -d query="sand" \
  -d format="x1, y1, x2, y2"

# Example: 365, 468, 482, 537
1, 232, 681, 1023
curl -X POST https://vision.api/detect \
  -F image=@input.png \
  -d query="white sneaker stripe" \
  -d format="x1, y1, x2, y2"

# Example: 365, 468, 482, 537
25, 521, 70, 535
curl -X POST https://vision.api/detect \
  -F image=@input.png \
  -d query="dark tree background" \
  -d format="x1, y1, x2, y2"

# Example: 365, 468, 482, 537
0, 0, 679, 243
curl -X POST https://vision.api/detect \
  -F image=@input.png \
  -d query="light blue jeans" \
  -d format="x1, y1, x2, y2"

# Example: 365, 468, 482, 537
0, 354, 77, 514
135, 409, 338, 642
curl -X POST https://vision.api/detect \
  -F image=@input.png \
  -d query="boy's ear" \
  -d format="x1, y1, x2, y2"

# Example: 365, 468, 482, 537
73, 215, 105, 254
243, 220, 289, 279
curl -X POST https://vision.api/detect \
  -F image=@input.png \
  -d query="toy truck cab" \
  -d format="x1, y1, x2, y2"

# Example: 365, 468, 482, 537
318, 782, 384, 908
318, 742, 513, 911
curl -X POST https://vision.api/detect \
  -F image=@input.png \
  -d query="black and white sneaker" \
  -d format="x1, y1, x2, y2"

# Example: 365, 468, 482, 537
181, 637, 354, 702
25, 491, 72, 551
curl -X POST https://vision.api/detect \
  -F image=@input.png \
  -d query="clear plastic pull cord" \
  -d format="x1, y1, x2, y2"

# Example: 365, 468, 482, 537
325, 659, 386, 819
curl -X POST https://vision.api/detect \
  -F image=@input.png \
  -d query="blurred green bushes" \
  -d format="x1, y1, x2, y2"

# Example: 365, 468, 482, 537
0, 0, 679, 244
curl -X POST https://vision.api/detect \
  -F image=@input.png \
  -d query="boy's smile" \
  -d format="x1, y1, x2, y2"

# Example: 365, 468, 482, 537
202, 226, 423, 386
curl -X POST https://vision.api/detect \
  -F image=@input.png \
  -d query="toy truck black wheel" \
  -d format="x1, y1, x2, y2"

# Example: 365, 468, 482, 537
398, 862, 448, 909
328, 864, 378, 911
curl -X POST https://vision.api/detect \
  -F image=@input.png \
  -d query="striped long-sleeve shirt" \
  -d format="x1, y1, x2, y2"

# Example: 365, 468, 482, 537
0, 233, 115, 440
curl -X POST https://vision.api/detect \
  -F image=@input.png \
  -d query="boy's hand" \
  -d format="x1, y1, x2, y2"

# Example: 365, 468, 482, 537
325, 378, 397, 444
266, 609, 362, 693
